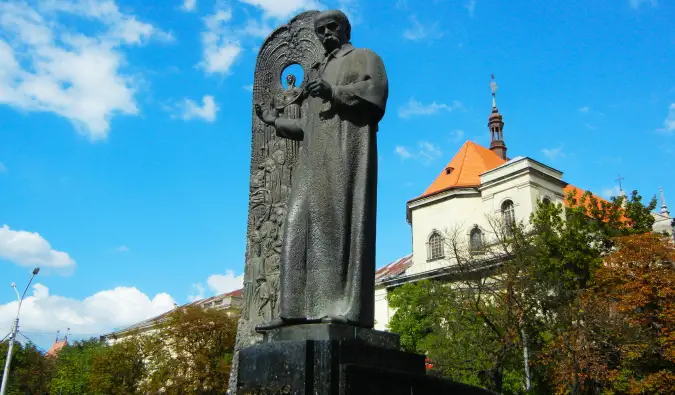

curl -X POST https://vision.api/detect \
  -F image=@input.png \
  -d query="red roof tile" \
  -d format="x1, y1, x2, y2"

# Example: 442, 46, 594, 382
224, 288, 243, 297
376, 254, 413, 283
46, 339, 67, 357
420, 141, 506, 198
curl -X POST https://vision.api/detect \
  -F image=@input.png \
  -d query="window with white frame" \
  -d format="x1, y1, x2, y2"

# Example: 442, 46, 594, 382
470, 226, 483, 252
502, 200, 515, 231
427, 232, 444, 261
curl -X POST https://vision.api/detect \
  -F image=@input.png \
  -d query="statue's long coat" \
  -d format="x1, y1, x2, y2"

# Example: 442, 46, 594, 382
274, 43, 388, 327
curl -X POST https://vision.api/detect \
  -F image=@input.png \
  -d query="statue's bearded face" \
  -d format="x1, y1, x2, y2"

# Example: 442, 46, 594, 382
314, 13, 349, 52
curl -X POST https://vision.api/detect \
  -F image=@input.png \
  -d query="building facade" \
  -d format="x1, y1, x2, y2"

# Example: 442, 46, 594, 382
373, 79, 674, 332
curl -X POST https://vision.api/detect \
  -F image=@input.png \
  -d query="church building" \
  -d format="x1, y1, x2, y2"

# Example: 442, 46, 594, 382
373, 77, 674, 331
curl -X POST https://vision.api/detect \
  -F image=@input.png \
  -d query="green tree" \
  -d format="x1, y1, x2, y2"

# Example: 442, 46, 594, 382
387, 188, 659, 394
542, 233, 675, 394
87, 335, 147, 395
389, 214, 536, 394
140, 305, 238, 395
0, 341, 54, 395
387, 280, 437, 353
525, 190, 657, 394
48, 338, 105, 395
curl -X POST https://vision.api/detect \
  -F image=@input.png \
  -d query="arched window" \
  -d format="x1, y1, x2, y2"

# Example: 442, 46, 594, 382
427, 232, 444, 261
502, 200, 515, 230
470, 226, 483, 252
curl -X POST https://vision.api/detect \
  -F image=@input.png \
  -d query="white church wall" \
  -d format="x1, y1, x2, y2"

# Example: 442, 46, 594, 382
408, 192, 485, 276
374, 287, 393, 331
480, 157, 566, 236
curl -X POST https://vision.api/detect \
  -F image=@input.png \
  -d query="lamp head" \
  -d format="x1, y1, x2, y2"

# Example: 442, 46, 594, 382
11, 282, 16, 289
32, 267, 40, 275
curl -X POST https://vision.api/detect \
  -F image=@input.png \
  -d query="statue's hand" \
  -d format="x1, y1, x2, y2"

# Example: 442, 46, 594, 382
306, 79, 332, 100
255, 103, 278, 126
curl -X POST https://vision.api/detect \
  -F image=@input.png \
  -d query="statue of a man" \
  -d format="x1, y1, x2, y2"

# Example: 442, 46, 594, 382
255, 9, 388, 330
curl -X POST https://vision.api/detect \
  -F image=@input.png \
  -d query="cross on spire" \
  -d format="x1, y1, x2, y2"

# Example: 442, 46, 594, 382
490, 74, 498, 110
615, 174, 624, 191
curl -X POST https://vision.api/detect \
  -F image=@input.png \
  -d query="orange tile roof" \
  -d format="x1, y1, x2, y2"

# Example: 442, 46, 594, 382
563, 184, 628, 222
46, 339, 68, 357
419, 141, 506, 198
564, 184, 611, 206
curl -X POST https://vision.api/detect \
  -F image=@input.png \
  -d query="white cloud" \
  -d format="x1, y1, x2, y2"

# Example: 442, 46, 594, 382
541, 147, 565, 160
0, 224, 76, 272
243, 84, 254, 92
465, 0, 476, 17
236, 0, 322, 19
418, 141, 442, 162
0, 1, 168, 141
578, 106, 590, 113
0, 284, 176, 336
657, 103, 675, 134
187, 283, 205, 302
402, 16, 441, 41
0, 162, 6, 173
338, 0, 360, 25
602, 185, 621, 199
395, 141, 442, 164
200, 8, 242, 75
629, 0, 657, 9
207, 271, 244, 294
451, 129, 465, 142
398, 98, 463, 119
239, 18, 274, 39
40, 0, 173, 45
173, 95, 219, 122
394, 145, 412, 159
181, 0, 197, 12
115, 245, 130, 252
188, 270, 244, 301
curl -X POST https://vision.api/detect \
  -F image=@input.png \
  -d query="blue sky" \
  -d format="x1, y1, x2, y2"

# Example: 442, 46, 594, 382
1, 0, 674, 350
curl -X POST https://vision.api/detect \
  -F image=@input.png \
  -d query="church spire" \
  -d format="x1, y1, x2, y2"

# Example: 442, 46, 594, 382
488, 74, 507, 160
660, 187, 670, 217
616, 174, 627, 208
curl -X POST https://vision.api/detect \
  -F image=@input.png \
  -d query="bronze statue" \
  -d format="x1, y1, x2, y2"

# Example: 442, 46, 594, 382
254, 9, 389, 330
275, 74, 304, 119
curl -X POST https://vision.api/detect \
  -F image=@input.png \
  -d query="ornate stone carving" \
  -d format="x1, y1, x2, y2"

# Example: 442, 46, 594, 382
228, 11, 323, 393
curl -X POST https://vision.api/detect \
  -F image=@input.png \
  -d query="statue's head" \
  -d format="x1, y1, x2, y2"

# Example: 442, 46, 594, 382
275, 206, 285, 222
286, 74, 296, 88
314, 10, 351, 53
272, 149, 285, 164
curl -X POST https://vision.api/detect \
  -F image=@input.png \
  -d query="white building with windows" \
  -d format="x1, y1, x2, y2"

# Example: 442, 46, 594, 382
373, 83, 673, 331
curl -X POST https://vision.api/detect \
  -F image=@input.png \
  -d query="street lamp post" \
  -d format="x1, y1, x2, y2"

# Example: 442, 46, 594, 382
0, 267, 39, 395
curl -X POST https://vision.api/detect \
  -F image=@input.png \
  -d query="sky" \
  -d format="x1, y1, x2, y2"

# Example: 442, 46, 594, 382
1, 0, 674, 350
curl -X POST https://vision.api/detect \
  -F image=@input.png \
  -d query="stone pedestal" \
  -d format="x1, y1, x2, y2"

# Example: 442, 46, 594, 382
235, 324, 495, 395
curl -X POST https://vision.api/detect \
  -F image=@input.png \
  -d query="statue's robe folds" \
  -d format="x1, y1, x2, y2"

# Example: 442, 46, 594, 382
273, 43, 388, 328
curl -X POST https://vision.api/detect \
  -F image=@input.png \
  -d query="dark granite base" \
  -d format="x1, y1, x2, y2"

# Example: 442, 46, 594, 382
236, 325, 496, 395
261, 323, 400, 350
